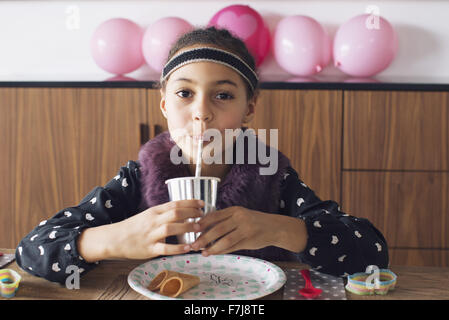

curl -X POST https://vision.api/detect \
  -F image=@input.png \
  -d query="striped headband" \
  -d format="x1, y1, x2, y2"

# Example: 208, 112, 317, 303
160, 47, 259, 92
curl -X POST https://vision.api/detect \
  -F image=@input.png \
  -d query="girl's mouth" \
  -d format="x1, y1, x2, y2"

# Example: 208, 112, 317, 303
189, 134, 217, 144
191, 135, 204, 141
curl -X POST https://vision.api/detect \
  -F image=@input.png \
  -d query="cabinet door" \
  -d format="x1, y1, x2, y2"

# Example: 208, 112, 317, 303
344, 91, 449, 170
0, 88, 147, 248
389, 249, 449, 267
342, 171, 449, 249
0, 88, 79, 247
250, 89, 342, 203
78, 88, 146, 195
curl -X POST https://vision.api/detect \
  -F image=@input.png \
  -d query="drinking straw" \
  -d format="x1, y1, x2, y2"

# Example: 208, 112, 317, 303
195, 137, 203, 177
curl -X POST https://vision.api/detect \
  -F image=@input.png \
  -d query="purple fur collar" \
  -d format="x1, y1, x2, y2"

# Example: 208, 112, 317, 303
137, 130, 291, 214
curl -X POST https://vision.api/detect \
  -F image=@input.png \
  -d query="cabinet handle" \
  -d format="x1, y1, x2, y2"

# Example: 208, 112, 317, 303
140, 123, 150, 145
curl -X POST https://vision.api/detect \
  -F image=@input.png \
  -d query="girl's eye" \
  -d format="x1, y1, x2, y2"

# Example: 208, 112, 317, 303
216, 92, 234, 100
176, 90, 192, 98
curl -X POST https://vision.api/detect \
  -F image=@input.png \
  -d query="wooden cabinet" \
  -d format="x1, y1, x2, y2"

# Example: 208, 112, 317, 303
0, 88, 146, 248
342, 90, 449, 267
1, 86, 448, 268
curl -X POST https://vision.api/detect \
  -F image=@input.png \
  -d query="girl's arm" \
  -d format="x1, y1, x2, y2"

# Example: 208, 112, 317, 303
15, 161, 142, 284
279, 166, 389, 277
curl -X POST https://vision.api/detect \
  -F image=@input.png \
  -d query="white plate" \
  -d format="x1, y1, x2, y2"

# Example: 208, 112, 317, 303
127, 253, 286, 300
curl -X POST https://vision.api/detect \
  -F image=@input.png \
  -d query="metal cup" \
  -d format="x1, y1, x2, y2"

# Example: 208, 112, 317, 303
165, 176, 220, 244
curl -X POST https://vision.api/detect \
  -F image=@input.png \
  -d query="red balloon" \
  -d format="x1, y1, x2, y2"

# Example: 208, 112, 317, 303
208, 5, 271, 67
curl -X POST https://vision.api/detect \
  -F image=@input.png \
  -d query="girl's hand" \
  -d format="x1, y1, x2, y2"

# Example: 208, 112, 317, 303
109, 199, 204, 260
189, 206, 279, 256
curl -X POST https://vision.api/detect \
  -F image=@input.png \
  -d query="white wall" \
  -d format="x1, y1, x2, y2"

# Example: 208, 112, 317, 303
1, 0, 448, 81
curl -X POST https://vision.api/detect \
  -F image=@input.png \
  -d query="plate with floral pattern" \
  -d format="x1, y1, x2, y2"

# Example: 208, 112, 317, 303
127, 253, 286, 300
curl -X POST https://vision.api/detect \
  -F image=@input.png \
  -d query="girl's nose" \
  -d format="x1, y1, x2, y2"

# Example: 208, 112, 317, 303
193, 112, 212, 122
192, 101, 213, 122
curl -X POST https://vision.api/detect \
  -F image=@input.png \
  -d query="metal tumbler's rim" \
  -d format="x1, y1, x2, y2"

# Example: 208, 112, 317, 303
165, 176, 221, 184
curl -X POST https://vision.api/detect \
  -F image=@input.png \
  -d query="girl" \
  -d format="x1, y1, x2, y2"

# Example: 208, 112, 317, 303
16, 27, 388, 284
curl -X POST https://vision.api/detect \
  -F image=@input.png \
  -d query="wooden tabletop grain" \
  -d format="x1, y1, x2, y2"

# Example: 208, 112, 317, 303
1, 248, 448, 300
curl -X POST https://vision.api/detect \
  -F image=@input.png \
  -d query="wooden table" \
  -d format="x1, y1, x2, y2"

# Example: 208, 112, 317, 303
1, 248, 448, 300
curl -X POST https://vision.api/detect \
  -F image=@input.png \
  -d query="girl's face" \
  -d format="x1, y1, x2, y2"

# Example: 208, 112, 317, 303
160, 46, 256, 163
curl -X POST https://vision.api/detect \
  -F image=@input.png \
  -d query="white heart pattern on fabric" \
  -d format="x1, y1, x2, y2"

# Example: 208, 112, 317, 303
375, 242, 382, 252
18, 246, 23, 256
354, 231, 362, 238
313, 220, 322, 228
217, 11, 258, 39
49, 231, 57, 239
338, 254, 347, 262
90, 197, 97, 204
331, 235, 339, 245
38, 245, 44, 255
39, 220, 47, 226
300, 182, 308, 188
64, 244, 71, 251
309, 247, 318, 256
52, 262, 61, 272
280, 200, 285, 208
122, 178, 128, 187
296, 198, 305, 207
85, 213, 94, 221
105, 200, 113, 208
114, 175, 120, 180
64, 211, 72, 217
30, 234, 38, 241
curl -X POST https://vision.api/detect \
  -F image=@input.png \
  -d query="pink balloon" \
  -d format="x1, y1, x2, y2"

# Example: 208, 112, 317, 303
105, 75, 137, 81
273, 15, 331, 76
286, 76, 317, 83
91, 18, 144, 75
333, 14, 398, 77
142, 17, 193, 73
208, 5, 271, 67
344, 77, 380, 83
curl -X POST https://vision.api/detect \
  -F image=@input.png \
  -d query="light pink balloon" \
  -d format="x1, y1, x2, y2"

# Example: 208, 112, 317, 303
91, 18, 144, 75
142, 17, 193, 73
208, 5, 271, 67
286, 76, 317, 83
105, 75, 137, 81
273, 15, 331, 76
344, 77, 380, 83
333, 14, 398, 77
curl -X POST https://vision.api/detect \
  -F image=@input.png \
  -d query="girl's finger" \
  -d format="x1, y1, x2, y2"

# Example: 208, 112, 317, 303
197, 208, 233, 230
156, 207, 203, 225
152, 199, 205, 215
192, 217, 236, 251
204, 235, 246, 256
151, 222, 200, 241
150, 242, 191, 256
